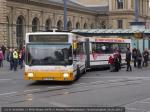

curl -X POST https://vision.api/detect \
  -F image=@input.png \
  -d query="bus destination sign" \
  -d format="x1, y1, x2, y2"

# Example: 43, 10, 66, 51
29, 35, 68, 43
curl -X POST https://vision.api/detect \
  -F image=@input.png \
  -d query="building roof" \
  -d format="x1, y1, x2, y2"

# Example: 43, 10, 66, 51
72, 29, 150, 36
30, 0, 108, 14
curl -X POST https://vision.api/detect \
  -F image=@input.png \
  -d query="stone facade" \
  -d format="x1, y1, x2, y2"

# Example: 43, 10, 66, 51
0, 0, 150, 48
0, 0, 7, 46
5, 0, 98, 47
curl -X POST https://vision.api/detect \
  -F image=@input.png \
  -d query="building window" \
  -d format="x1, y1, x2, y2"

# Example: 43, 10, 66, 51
83, 23, 88, 29
117, 20, 123, 29
101, 21, 106, 29
67, 21, 72, 31
45, 19, 51, 31
76, 22, 80, 29
91, 23, 94, 29
32, 17, 40, 32
57, 20, 63, 31
16, 15, 25, 48
117, 0, 123, 9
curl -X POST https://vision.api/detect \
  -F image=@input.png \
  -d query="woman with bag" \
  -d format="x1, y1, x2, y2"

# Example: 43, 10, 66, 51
0, 48, 4, 67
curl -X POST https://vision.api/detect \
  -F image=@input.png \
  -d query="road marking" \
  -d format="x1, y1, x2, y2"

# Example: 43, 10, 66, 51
0, 79, 12, 81
0, 91, 17, 96
24, 89, 41, 92
126, 108, 139, 111
47, 86, 64, 89
81, 76, 150, 80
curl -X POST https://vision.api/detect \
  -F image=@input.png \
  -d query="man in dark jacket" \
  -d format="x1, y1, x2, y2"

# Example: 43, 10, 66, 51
142, 48, 149, 67
8, 48, 14, 70
132, 48, 137, 67
126, 48, 132, 71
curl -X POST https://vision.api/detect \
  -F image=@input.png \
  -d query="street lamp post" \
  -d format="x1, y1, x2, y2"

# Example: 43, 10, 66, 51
63, 0, 67, 31
134, 0, 139, 22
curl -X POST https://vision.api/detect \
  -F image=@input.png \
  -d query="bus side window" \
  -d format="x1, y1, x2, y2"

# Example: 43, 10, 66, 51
76, 42, 84, 55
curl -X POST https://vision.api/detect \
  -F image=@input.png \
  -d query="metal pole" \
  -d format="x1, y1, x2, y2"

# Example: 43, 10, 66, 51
63, 0, 67, 31
134, 0, 139, 22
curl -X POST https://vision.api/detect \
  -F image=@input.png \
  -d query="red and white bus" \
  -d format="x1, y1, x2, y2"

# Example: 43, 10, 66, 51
77, 36, 131, 68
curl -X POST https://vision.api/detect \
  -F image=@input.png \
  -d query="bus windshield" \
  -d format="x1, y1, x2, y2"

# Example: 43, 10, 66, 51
26, 44, 73, 66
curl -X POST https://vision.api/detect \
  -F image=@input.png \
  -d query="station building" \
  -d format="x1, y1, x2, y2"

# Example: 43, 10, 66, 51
0, 0, 149, 51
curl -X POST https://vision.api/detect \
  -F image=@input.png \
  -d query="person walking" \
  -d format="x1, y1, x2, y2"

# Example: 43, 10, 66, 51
126, 47, 132, 71
132, 48, 137, 67
137, 49, 142, 68
142, 48, 149, 67
0, 48, 4, 67
8, 48, 14, 70
113, 53, 119, 72
13, 49, 19, 71
1, 45, 6, 60
18, 49, 24, 69
117, 50, 122, 70
108, 55, 114, 72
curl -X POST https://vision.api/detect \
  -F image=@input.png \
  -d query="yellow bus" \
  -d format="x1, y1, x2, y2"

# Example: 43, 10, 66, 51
24, 31, 87, 81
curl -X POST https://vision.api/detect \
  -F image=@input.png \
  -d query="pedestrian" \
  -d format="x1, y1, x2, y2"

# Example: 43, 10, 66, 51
1, 44, 6, 60
13, 49, 19, 71
126, 47, 132, 71
117, 50, 122, 70
108, 55, 114, 72
132, 48, 137, 67
137, 49, 142, 68
8, 48, 14, 70
18, 49, 24, 69
0, 48, 4, 67
142, 48, 149, 67
113, 53, 119, 72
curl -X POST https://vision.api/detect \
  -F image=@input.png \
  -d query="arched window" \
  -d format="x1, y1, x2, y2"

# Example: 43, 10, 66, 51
91, 23, 94, 29
83, 23, 88, 29
57, 20, 63, 31
101, 21, 106, 29
6, 17, 10, 47
16, 15, 25, 48
45, 19, 51, 31
76, 22, 80, 29
117, 0, 123, 9
67, 21, 72, 31
32, 17, 40, 32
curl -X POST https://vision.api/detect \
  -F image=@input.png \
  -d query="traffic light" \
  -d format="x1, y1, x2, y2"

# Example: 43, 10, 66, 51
134, 32, 143, 39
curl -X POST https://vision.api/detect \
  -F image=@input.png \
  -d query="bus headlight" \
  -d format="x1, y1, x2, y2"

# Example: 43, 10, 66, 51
63, 73, 69, 78
28, 73, 34, 77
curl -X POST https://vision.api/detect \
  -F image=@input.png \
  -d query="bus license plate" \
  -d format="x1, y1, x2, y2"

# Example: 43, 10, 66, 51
43, 78, 54, 80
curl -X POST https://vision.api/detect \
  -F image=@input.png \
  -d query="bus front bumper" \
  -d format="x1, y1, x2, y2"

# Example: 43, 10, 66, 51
24, 71, 74, 81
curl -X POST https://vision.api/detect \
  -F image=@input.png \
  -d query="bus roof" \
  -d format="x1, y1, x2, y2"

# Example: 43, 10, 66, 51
26, 32, 73, 36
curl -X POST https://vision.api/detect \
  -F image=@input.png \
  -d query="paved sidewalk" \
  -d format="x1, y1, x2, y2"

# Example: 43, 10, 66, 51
0, 60, 24, 72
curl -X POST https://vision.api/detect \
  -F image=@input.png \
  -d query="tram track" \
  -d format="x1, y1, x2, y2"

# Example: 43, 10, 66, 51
0, 77, 147, 106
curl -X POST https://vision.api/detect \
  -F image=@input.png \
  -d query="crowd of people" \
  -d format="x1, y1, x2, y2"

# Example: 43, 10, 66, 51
0, 45, 25, 71
108, 48, 149, 72
0, 44, 150, 72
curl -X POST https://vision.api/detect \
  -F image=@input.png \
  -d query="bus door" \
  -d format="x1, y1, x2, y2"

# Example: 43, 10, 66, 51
73, 42, 86, 74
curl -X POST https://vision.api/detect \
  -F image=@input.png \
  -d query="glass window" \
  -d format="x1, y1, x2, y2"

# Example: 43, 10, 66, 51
117, 20, 123, 29
92, 43, 112, 54
57, 20, 63, 31
76, 43, 84, 54
92, 42, 129, 54
32, 17, 39, 32
45, 19, 51, 31
67, 21, 72, 31
26, 44, 73, 66
117, 0, 123, 9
